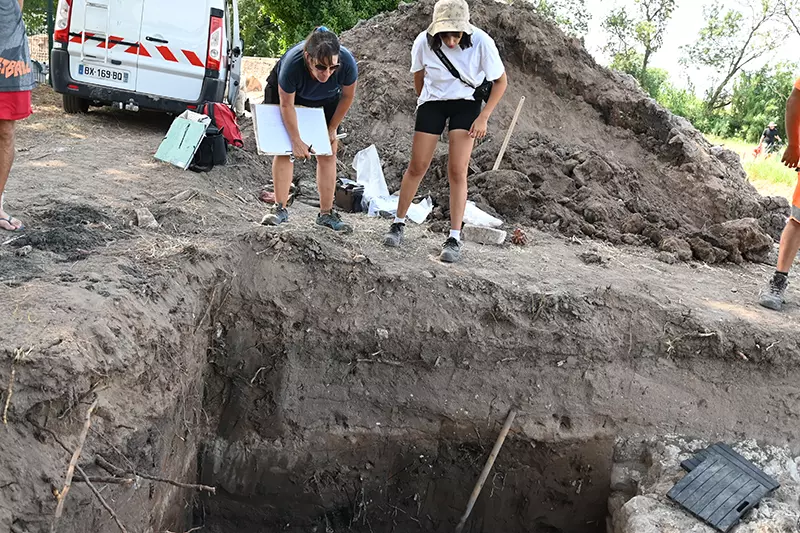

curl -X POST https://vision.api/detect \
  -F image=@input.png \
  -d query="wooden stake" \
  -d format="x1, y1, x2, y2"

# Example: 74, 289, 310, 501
52, 398, 99, 533
454, 409, 517, 533
492, 97, 526, 171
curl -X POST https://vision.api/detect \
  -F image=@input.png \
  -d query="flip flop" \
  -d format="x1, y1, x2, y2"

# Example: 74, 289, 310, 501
0, 216, 24, 232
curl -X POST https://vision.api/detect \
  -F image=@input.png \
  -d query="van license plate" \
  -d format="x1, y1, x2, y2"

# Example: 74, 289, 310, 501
79, 64, 129, 84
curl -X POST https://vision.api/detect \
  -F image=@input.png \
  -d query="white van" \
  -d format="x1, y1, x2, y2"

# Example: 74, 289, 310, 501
50, 0, 242, 114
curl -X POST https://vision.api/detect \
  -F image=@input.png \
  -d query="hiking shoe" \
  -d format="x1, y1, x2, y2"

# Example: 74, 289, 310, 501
261, 203, 289, 226
439, 237, 462, 263
759, 273, 788, 311
317, 211, 353, 233
383, 222, 405, 247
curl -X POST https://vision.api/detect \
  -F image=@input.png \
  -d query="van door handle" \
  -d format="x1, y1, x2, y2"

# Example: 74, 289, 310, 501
146, 36, 169, 44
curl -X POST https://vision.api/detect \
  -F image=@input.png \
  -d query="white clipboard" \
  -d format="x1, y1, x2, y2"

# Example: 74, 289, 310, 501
252, 103, 333, 156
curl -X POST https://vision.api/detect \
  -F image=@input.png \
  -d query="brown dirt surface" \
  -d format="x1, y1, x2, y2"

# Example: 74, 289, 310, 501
2, 3, 800, 531
338, 0, 787, 264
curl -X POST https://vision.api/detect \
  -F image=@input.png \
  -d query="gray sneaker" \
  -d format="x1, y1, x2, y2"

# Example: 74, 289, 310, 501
439, 237, 461, 263
759, 273, 788, 311
316, 211, 353, 233
261, 203, 289, 226
383, 222, 405, 247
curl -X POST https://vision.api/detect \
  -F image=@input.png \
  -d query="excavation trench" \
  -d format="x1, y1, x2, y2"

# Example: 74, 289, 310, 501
182, 232, 621, 533
135, 230, 800, 533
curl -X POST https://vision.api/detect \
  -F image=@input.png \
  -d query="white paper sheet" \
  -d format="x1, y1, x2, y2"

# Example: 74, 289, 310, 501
252, 104, 333, 156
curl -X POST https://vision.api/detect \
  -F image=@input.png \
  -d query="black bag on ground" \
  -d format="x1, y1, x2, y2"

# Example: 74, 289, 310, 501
335, 178, 365, 213
190, 124, 227, 173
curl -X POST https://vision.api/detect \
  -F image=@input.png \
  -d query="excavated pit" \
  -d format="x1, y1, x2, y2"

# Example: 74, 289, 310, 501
132, 226, 800, 533
190, 231, 618, 533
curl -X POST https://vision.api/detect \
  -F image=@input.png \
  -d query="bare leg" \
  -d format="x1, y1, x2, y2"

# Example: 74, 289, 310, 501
272, 155, 294, 207
446, 130, 475, 232
0, 119, 22, 230
317, 140, 338, 213
396, 132, 439, 218
777, 218, 800, 273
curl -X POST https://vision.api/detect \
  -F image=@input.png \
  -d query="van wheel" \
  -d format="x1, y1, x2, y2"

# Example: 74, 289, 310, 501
62, 94, 90, 114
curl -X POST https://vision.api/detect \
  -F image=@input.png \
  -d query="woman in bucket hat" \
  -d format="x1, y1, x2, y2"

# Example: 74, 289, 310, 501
382, 0, 508, 263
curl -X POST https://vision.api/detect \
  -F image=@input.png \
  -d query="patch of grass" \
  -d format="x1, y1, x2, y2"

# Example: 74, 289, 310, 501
707, 135, 798, 201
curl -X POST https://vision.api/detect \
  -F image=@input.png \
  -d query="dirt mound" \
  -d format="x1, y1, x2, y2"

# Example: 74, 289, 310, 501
338, 0, 786, 264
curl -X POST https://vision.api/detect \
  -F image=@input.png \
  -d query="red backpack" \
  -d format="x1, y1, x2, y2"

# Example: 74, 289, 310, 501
202, 102, 244, 148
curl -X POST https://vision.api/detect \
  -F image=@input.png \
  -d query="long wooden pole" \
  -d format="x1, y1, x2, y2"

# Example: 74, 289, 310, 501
454, 409, 517, 533
492, 97, 526, 171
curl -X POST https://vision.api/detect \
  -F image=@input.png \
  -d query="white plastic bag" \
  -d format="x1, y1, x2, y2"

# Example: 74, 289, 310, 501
463, 201, 503, 228
367, 195, 433, 224
407, 197, 433, 224
353, 145, 390, 202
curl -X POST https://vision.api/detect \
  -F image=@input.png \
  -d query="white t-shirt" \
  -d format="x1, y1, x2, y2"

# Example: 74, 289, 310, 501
410, 26, 505, 107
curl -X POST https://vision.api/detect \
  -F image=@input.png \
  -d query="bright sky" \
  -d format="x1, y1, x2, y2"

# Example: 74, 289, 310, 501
582, 0, 800, 93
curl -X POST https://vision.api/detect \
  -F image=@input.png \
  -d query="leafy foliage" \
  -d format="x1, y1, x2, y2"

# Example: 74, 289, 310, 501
681, 0, 783, 110
603, 0, 676, 93
240, 0, 401, 57
531, 0, 591, 37
21, 0, 49, 35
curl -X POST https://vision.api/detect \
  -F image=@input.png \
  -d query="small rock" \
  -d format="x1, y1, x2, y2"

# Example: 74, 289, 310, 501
462, 225, 507, 245
689, 237, 729, 264
579, 251, 604, 265
512, 228, 528, 246
376, 328, 389, 340
14, 245, 32, 257
641, 224, 663, 246
709, 218, 774, 263
656, 251, 678, 264
659, 237, 693, 261
622, 213, 646, 235
86, 272, 102, 283
621, 234, 639, 245
353, 254, 367, 263
583, 201, 608, 224
421, 270, 435, 279
135, 208, 159, 229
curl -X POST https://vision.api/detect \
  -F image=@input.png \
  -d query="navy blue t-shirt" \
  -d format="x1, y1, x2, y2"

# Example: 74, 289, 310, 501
277, 41, 358, 102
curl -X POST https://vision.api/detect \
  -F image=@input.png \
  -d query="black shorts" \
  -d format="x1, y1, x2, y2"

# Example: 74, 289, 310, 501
414, 99, 482, 135
264, 64, 340, 125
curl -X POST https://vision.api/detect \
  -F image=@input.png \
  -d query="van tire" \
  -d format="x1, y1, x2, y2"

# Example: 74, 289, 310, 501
63, 94, 90, 114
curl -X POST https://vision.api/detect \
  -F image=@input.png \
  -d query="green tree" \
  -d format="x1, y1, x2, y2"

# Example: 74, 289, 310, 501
239, 0, 283, 57
657, 82, 708, 127
728, 62, 797, 141
610, 50, 669, 98
532, 0, 591, 37
240, 0, 401, 57
603, 0, 676, 80
682, 0, 782, 111
21, 0, 48, 34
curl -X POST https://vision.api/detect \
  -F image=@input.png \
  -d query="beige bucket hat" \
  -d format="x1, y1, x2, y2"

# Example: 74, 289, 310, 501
427, 0, 473, 36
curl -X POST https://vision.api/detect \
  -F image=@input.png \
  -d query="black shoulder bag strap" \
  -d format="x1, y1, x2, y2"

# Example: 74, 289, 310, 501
433, 47, 476, 89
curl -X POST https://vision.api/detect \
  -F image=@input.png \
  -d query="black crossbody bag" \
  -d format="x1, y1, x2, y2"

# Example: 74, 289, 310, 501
433, 47, 494, 103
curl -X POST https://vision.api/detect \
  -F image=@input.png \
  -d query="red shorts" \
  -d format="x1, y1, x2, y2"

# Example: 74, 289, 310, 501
0, 91, 32, 121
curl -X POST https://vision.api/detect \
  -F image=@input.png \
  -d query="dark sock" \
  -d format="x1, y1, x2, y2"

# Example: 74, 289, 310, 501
776, 271, 789, 278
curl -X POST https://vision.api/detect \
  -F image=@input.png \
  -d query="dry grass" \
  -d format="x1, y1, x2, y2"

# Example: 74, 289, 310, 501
708, 135, 798, 202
